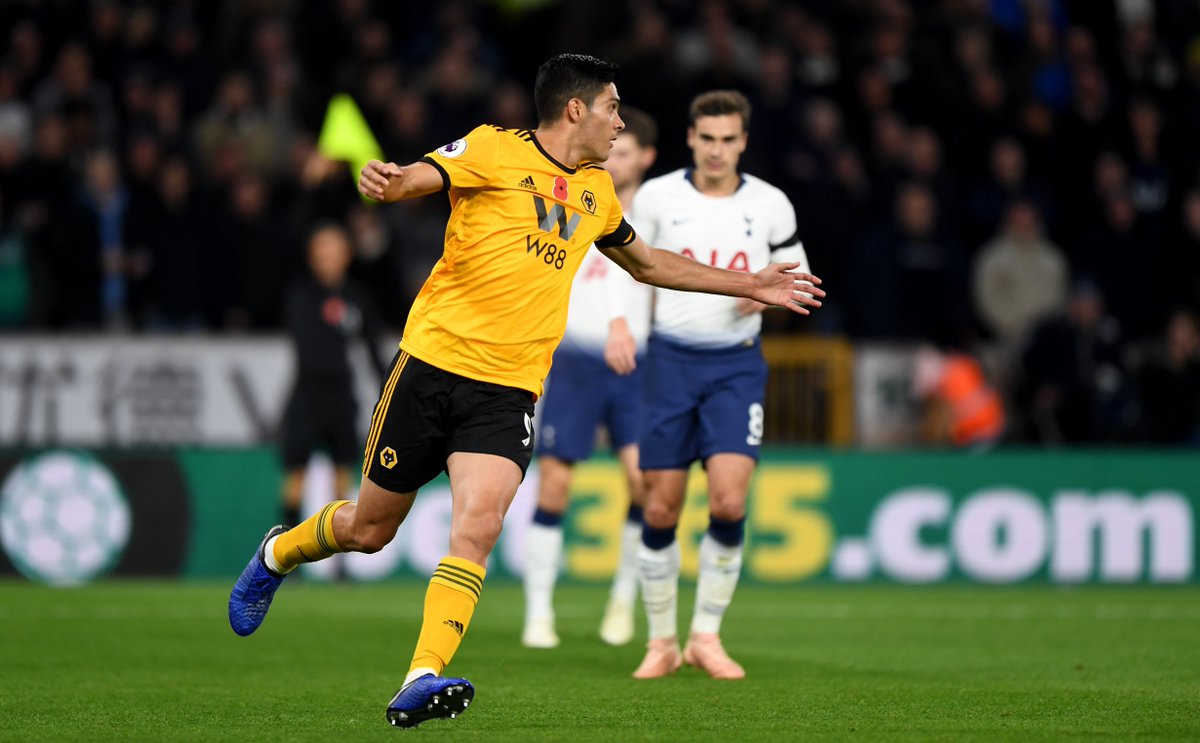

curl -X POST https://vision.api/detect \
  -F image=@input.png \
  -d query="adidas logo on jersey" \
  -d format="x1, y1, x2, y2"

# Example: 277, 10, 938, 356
517, 175, 536, 190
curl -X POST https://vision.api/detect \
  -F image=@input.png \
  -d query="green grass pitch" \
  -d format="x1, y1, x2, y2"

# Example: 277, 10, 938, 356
1, 580, 1197, 742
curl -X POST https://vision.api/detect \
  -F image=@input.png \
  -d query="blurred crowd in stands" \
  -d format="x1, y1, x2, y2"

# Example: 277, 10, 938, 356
0, 0, 1196, 445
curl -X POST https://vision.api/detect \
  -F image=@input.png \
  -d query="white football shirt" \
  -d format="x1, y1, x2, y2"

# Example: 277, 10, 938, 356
634, 169, 809, 348
561, 220, 652, 354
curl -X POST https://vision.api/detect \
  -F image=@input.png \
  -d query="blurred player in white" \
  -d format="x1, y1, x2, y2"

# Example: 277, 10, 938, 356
523, 107, 657, 649
631, 90, 811, 679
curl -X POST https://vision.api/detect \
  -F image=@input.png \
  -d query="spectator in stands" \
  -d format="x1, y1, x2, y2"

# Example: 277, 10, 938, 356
121, 131, 159, 327
864, 110, 908, 216
384, 89, 436, 164
1118, 19, 1178, 101
1014, 279, 1127, 443
1166, 189, 1200, 312
32, 42, 117, 147
5, 19, 46, 98
214, 171, 290, 331
19, 110, 105, 330
807, 145, 871, 332
604, 5, 687, 166
791, 17, 840, 96
950, 66, 1011, 186
851, 182, 967, 346
742, 45, 799, 186
1123, 96, 1169, 227
144, 156, 205, 330
1134, 309, 1200, 445
1015, 99, 1061, 194
416, 37, 493, 143
1058, 62, 1118, 245
79, 148, 128, 329
160, 10, 214, 122
971, 199, 1068, 363
1082, 191, 1163, 341
1020, 10, 1072, 113
151, 80, 187, 153
0, 64, 33, 167
903, 126, 957, 233
121, 5, 162, 75
673, 0, 760, 94
85, 0, 125, 87
965, 137, 1055, 251
119, 64, 161, 136
194, 71, 274, 178
784, 100, 854, 332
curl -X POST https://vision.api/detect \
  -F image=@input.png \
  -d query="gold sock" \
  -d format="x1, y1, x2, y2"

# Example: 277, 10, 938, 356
408, 557, 486, 676
271, 500, 351, 572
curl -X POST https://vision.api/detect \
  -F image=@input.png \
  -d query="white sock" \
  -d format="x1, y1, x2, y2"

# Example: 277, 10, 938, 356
262, 535, 294, 575
638, 540, 680, 641
690, 534, 743, 636
523, 522, 563, 624
608, 520, 641, 606
403, 666, 437, 686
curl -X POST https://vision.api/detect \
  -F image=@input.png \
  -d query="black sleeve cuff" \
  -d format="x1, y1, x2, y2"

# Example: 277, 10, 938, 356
595, 218, 636, 249
420, 156, 450, 192
769, 230, 802, 250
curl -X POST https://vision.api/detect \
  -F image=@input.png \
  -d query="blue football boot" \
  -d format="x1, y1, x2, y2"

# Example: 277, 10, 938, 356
386, 674, 475, 728
228, 525, 287, 636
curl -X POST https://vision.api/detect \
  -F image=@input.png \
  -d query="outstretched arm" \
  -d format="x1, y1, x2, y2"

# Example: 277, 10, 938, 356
357, 159, 445, 202
601, 235, 824, 315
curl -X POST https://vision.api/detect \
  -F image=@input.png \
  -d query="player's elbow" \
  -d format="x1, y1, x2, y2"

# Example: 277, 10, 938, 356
625, 264, 651, 283
624, 261, 659, 285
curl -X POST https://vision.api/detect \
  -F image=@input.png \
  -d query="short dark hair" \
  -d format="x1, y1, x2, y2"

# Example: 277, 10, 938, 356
688, 90, 752, 130
617, 106, 657, 149
533, 53, 619, 124
306, 219, 350, 248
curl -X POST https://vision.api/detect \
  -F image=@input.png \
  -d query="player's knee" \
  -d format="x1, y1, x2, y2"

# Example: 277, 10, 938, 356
457, 512, 504, 555
352, 524, 396, 554
476, 513, 505, 544
708, 491, 747, 521
643, 499, 680, 529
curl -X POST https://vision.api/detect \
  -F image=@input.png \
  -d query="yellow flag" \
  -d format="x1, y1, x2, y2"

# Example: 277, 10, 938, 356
317, 93, 384, 185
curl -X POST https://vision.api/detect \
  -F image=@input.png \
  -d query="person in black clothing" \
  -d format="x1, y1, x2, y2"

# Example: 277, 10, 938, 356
1135, 309, 1200, 445
280, 222, 385, 528
1014, 279, 1127, 444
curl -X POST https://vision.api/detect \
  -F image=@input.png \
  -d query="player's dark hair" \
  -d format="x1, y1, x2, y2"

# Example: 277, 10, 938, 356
534, 53, 619, 124
618, 106, 657, 149
688, 90, 752, 130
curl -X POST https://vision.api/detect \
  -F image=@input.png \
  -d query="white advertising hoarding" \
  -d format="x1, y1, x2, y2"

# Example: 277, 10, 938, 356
0, 336, 391, 446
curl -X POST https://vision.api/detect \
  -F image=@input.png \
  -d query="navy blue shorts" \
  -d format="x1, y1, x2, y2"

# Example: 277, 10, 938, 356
536, 345, 643, 462
639, 335, 767, 470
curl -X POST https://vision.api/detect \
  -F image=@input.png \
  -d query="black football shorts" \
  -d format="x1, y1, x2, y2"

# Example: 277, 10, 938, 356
281, 383, 358, 468
362, 349, 536, 493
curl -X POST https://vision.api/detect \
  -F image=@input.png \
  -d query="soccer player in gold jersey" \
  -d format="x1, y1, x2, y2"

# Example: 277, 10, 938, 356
522, 107, 658, 651
228, 53, 824, 729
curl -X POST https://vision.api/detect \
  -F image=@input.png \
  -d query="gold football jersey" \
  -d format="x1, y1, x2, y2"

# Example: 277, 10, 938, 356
399, 125, 634, 396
